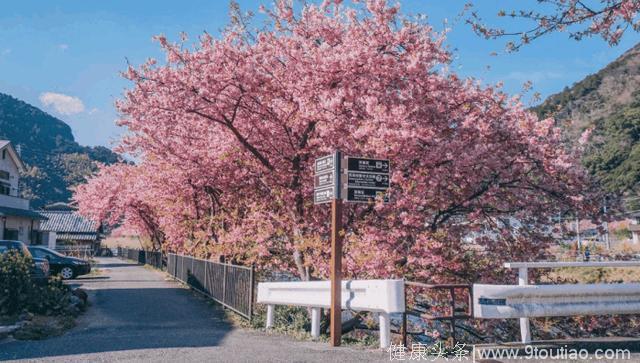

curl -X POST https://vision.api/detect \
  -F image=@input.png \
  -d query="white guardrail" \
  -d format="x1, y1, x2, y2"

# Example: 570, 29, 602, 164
473, 261, 640, 344
257, 279, 405, 348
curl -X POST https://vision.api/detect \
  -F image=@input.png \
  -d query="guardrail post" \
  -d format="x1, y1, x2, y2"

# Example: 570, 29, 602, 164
266, 304, 275, 329
310, 307, 321, 338
518, 267, 531, 344
379, 312, 391, 349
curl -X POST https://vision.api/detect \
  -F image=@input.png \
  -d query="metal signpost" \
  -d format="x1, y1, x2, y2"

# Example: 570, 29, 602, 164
313, 151, 390, 347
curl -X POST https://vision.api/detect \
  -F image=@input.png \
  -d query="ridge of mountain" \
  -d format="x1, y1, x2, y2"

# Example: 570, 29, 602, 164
534, 43, 640, 197
0, 92, 119, 208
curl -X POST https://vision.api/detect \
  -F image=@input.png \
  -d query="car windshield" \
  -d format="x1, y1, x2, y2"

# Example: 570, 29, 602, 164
29, 247, 66, 259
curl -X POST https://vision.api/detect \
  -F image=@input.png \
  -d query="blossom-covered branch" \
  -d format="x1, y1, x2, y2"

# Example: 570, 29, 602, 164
468, 0, 640, 51
74, 0, 604, 283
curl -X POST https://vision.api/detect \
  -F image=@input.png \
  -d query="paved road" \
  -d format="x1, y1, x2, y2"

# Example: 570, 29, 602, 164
0, 257, 388, 363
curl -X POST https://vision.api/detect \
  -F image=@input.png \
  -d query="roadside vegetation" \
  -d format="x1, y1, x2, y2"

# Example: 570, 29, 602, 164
0, 250, 87, 340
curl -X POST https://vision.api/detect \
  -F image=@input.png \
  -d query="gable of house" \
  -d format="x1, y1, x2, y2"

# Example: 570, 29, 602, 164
0, 141, 25, 197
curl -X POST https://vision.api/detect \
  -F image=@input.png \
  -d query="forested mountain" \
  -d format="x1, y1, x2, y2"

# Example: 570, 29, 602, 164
0, 92, 119, 208
534, 43, 640, 198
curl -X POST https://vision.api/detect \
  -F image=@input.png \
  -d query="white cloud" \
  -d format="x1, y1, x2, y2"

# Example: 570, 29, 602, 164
39, 92, 85, 115
58, 44, 69, 51
88, 107, 98, 115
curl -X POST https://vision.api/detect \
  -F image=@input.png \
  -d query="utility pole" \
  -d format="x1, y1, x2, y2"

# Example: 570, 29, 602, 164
576, 215, 582, 256
603, 199, 611, 250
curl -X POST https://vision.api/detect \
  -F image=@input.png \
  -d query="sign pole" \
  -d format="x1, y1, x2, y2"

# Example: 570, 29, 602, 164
330, 150, 343, 347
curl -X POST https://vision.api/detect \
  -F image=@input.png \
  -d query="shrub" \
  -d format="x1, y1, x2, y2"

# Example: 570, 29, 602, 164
28, 277, 72, 315
0, 250, 34, 315
0, 250, 73, 316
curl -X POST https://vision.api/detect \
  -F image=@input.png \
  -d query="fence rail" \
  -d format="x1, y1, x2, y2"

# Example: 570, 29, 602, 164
402, 282, 473, 346
167, 253, 254, 320
117, 248, 253, 320
55, 245, 93, 260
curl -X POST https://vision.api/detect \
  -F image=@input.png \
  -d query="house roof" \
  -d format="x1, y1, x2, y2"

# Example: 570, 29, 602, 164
0, 141, 25, 172
56, 232, 97, 241
0, 206, 48, 220
42, 202, 76, 211
39, 211, 98, 233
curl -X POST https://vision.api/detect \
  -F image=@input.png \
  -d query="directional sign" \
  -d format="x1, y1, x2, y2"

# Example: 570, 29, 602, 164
314, 153, 340, 205
314, 171, 334, 188
314, 187, 335, 204
346, 188, 389, 203
315, 154, 335, 173
345, 156, 390, 203
347, 171, 389, 189
347, 157, 390, 174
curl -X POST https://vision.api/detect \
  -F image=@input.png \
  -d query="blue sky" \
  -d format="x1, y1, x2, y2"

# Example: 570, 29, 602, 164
1, 0, 639, 148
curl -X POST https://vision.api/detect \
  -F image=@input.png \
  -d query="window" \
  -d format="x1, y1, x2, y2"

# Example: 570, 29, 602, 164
0, 181, 10, 195
30, 248, 50, 259
0, 170, 9, 180
30, 231, 45, 245
1, 149, 5, 159
3, 229, 19, 240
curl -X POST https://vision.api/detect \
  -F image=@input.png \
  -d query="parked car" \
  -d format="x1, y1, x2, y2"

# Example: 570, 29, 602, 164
28, 246, 91, 279
0, 240, 50, 281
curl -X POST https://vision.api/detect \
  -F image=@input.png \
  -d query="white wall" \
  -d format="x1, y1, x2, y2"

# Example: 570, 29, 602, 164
3, 216, 37, 244
0, 147, 20, 197
47, 231, 57, 249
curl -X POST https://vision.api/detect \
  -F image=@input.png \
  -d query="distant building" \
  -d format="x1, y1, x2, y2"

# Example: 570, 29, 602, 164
0, 140, 47, 244
39, 205, 101, 250
627, 212, 640, 245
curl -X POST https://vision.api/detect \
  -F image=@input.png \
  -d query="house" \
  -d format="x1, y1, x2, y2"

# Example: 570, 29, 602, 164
627, 212, 640, 245
0, 140, 47, 244
39, 205, 101, 251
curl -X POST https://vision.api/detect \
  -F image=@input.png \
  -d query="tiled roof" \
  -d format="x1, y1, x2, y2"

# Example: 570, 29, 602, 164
56, 233, 97, 241
39, 211, 98, 233
0, 206, 47, 220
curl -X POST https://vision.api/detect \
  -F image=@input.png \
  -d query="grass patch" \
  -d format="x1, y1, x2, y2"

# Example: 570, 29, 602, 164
12, 315, 76, 340
542, 267, 640, 284
224, 304, 379, 348
86, 267, 103, 277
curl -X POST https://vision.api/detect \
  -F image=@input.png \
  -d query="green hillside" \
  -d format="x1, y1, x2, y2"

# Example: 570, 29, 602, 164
0, 92, 119, 208
534, 43, 640, 198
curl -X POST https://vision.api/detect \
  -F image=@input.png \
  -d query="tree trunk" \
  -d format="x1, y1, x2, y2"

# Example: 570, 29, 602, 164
293, 250, 310, 281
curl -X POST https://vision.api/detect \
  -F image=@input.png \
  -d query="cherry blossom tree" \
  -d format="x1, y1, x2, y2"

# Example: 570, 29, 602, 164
468, 0, 640, 51
75, 0, 603, 283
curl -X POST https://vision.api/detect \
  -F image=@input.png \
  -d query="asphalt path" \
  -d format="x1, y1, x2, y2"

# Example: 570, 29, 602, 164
0, 257, 388, 362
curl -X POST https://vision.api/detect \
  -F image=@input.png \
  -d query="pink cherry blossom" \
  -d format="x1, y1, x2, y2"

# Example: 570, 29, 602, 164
74, 0, 603, 283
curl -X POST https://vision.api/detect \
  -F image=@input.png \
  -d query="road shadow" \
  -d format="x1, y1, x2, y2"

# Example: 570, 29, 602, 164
74, 276, 111, 281
95, 262, 139, 269
0, 286, 234, 360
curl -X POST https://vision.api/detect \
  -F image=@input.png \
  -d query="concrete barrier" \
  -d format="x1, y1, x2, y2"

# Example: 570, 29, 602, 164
257, 279, 404, 348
